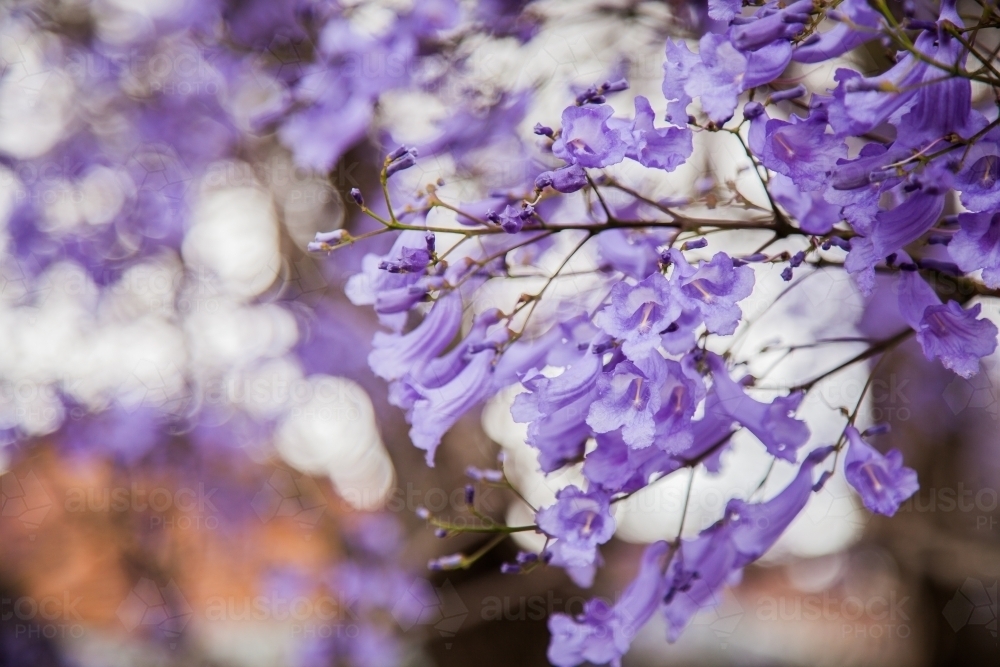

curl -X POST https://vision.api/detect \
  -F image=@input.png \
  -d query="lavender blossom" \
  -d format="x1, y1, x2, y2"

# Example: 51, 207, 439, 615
548, 541, 669, 666
897, 272, 998, 378
552, 104, 629, 168
843, 426, 919, 516
594, 272, 682, 359
537, 486, 616, 587
706, 353, 810, 461
951, 212, 1000, 288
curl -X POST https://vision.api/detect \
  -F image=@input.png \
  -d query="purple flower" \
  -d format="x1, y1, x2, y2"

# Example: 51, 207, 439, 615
406, 0, 463, 36
827, 11, 967, 139
685, 394, 738, 473
843, 426, 918, 516
596, 228, 673, 280
706, 353, 809, 461
730, 1, 812, 52
769, 174, 842, 235
669, 250, 755, 336
512, 350, 603, 472
793, 0, 882, 63
537, 486, 616, 587
588, 354, 668, 449
662, 39, 700, 124
476, 0, 540, 41
548, 541, 669, 667
651, 357, 705, 453
747, 100, 848, 193
495, 204, 530, 233
663, 446, 832, 639
727, 445, 835, 560
368, 292, 463, 382
279, 80, 377, 172
707, 0, 742, 23
684, 33, 748, 125
346, 230, 436, 332
621, 96, 693, 171
535, 164, 589, 193
661, 514, 741, 641
870, 191, 945, 259
418, 92, 530, 168
956, 140, 1000, 212
552, 104, 628, 168
583, 430, 675, 494
897, 272, 998, 378
951, 211, 1000, 288
388, 307, 509, 464
595, 272, 682, 359
743, 40, 794, 89
409, 347, 500, 465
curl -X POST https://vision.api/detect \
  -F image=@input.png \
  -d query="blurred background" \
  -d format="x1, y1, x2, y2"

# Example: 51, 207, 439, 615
0, 1, 997, 666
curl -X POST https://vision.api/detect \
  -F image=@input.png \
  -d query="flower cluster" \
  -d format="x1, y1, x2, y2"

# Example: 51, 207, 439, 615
3, 0, 1000, 664
323, 0, 1000, 664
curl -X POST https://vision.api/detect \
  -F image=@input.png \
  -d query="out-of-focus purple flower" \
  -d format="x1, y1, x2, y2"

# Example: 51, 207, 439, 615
706, 353, 809, 461
708, 0, 742, 23
620, 96, 693, 171
843, 426, 918, 516
418, 93, 530, 168
951, 211, 1000, 288
594, 272, 682, 359
769, 174, 842, 235
552, 104, 628, 168
224, 0, 307, 47
346, 230, 437, 332
406, 0, 463, 36
897, 271, 998, 378
476, 0, 540, 41
548, 541, 669, 667
402, 308, 510, 464
512, 349, 602, 472
278, 11, 423, 171
596, 228, 674, 280
662, 39, 700, 124
537, 485, 616, 587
